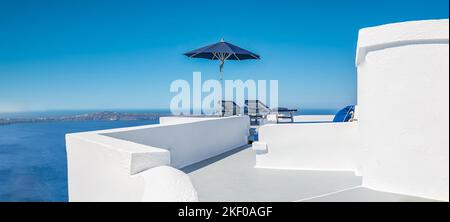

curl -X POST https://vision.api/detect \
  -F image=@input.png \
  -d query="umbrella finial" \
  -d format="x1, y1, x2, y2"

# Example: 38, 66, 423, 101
220, 38, 224, 42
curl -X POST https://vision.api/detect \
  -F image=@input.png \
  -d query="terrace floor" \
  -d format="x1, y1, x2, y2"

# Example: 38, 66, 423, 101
182, 146, 436, 202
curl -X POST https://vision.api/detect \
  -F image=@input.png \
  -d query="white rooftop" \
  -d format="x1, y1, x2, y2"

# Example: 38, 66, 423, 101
65, 19, 448, 202
183, 145, 436, 202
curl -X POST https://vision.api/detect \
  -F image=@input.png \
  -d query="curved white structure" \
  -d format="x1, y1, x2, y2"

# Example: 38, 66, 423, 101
140, 166, 198, 202
357, 19, 449, 201
356, 19, 449, 65
255, 19, 449, 201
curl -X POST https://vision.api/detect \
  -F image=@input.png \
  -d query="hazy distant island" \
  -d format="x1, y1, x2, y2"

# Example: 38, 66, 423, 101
0, 111, 167, 125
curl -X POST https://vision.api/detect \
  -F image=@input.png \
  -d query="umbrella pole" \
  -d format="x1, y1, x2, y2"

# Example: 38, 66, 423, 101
220, 59, 224, 102
220, 59, 224, 80
219, 59, 225, 104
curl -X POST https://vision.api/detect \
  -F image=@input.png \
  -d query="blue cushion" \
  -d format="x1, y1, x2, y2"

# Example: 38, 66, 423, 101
333, 105, 355, 122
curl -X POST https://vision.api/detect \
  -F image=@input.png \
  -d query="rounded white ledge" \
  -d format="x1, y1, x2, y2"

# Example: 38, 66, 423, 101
356, 19, 449, 66
140, 166, 198, 202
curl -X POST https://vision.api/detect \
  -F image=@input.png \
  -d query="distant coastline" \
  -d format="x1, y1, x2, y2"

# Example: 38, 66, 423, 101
0, 111, 168, 125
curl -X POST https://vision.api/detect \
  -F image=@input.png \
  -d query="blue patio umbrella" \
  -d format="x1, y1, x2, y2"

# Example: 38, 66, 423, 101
184, 38, 260, 80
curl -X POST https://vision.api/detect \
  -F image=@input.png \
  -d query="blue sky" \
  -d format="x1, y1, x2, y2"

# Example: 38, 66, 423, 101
0, 0, 448, 112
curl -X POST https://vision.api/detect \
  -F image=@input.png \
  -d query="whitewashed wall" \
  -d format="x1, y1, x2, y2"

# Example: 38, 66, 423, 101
66, 116, 249, 201
255, 122, 359, 171
159, 116, 220, 124
105, 116, 249, 168
66, 132, 173, 201
293, 115, 335, 123
357, 19, 449, 201
255, 19, 449, 201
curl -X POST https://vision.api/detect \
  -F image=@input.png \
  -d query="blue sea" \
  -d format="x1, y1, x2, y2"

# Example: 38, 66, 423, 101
0, 108, 335, 202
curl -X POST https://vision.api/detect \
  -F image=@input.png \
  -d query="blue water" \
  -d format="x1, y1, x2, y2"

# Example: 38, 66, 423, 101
0, 120, 158, 202
295, 108, 337, 115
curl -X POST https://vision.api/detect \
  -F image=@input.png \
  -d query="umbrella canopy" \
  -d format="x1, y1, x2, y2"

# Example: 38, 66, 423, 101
184, 39, 260, 80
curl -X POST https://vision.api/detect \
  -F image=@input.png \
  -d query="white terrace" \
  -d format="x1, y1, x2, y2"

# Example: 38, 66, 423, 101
66, 19, 449, 202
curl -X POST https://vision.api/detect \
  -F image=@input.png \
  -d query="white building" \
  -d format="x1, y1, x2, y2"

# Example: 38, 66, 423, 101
66, 19, 449, 202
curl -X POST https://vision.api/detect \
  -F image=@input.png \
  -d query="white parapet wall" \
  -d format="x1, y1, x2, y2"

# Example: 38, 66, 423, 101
356, 19, 449, 201
254, 122, 359, 171
105, 116, 249, 168
66, 132, 172, 201
293, 115, 335, 123
66, 116, 249, 201
255, 19, 449, 201
159, 116, 221, 125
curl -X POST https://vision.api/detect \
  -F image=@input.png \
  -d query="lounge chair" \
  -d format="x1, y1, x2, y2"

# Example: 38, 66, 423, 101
332, 105, 356, 122
244, 100, 298, 125
272, 107, 298, 123
218, 100, 241, 117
